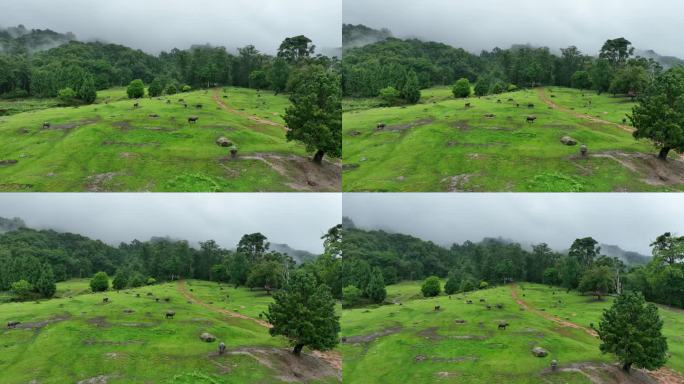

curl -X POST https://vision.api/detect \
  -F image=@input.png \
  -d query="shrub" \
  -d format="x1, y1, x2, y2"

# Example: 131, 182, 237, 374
90, 271, 110, 292
181, 85, 192, 92
112, 272, 128, 290
452, 78, 471, 98
479, 281, 489, 289
146, 277, 157, 285
58, 87, 78, 105
148, 78, 163, 97
166, 84, 178, 95
342, 285, 363, 308
11, 279, 34, 300
378, 86, 401, 105
421, 276, 441, 297
126, 79, 145, 99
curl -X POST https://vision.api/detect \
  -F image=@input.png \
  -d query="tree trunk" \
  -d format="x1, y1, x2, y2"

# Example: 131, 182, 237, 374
622, 362, 632, 373
293, 343, 304, 356
313, 150, 325, 164
658, 147, 671, 160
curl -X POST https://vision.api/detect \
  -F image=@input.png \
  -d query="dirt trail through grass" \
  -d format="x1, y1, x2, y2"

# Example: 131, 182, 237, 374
212, 88, 286, 129
510, 284, 684, 384
537, 88, 635, 133
177, 280, 342, 371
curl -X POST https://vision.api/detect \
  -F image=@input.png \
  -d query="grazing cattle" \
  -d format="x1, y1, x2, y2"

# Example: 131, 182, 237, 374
165, 311, 175, 319
498, 322, 509, 330
434, 305, 440, 311
164, 297, 170, 302
622, 118, 627, 124
218, 342, 226, 355
178, 99, 184, 102
230, 147, 238, 159
484, 113, 495, 118
580, 145, 588, 157
7, 321, 20, 328
479, 298, 485, 302
376, 122, 386, 130
527, 103, 534, 108
486, 305, 492, 310
465, 102, 471, 108
551, 360, 558, 372
526, 115, 537, 123
188, 116, 199, 124
497, 99, 502, 103
516, 103, 520, 107
507, 98, 514, 102
135, 293, 140, 297
103, 297, 109, 303
133, 103, 139, 108
42, 122, 50, 129
183, 103, 188, 108
147, 292, 153, 296
495, 303, 503, 309
195, 104, 203, 109
155, 298, 160, 302
466, 300, 473, 304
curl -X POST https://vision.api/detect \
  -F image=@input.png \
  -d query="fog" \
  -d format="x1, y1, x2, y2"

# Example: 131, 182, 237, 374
343, 193, 684, 255
344, 0, 684, 58
0, 193, 341, 253
1, 0, 341, 54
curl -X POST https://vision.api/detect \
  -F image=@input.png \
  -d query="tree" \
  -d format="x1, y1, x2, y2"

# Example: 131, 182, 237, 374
650, 232, 684, 266
474, 76, 491, 96
609, 65, 648, 98
166, 84, 178, 95
284, 65, 341, 164
571, 71, 592, 90
90, 271, 109, 292
590, 59, 614, 94
365, 267, 386, 304
246, 260, 284, 293
148, 78, 163, 97
598, 291, 668, 373
112, 271, 128, 290
76, 73, 97, 104
12, 279, 34, 300
569, 237, 600, 267
378, 86, 401, 106
268, 58, 290, 94
444, 273, 460, 294
35, 264, 56, 298
631, 66, 684, 160
127, 79, 145, 99
599, 38, 634, 68
57, 87, 77, 105
229, 253, 250, 287
579, 265, 614, 300
248, 70, 269, 89
146, 277, 156, 285
266, 271, 340, 355
237, 233, 269, 263
421, 276, 441, 297
342, 285, 362, 308
460, 277, 476, 292
277, 35, 315, 63
401, 70, 420, 104
452, 78, 471, 98
129, 273, 144, 288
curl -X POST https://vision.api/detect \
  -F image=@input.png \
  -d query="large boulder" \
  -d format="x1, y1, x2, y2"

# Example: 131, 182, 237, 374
532, 346, 548, 357
200, 332, 216, 342
216, 137, 232, 147
560, 136, 578, 146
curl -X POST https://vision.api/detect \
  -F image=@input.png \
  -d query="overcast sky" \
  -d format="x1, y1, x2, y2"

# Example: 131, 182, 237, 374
0, 193, 341, 253
343, 193, 684, 255
344, 0, 684, 58
1, 0, 341, 54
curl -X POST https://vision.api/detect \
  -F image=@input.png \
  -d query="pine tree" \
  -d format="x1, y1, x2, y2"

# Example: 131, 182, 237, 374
35, 264, 56, 298
76, 73, 97, 104
365, 267, 386, 304
401, 70, 421, 104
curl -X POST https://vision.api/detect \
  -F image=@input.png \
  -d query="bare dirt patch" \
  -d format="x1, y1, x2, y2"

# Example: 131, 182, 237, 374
11, 314, 70, 330
85, 172, 120, 192
442, 173, 476, 192
0, 159, 18, 166
45, 118, 100, 131
540, 362, 659, 384
450, 120, 471, 131
386, 118, 434, 132
112, 121, 134, 131
76, 375, 118, 384
343, 326, 403, 344
234, 152, 341, 191
219, 347, 341, 382
591, 151, 684, 186
82, 339, 145, 346
101, 140, 159, 148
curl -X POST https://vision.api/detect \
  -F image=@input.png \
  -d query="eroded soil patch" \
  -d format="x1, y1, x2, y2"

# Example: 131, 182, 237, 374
234, 152, 341, 191
343, 326, 403, 344
386, 118, 434, 132
592, 151, 684, 186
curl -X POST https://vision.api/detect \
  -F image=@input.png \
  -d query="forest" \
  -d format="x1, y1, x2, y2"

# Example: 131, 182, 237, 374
341, 24, 677, 101
0, 25, 338, 103
338, 217, 684, 309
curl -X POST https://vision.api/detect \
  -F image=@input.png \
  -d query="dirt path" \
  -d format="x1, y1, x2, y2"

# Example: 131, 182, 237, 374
212, 88, 286, 130
510, 284, 684, 384
536, 88, 635, 134
176, 280, 342, 371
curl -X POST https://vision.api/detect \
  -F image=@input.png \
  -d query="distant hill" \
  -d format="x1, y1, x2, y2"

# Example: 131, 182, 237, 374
599, 243, 650, 265
342, 24, 393, 48
0, 217, 25, 233
270, 243, 317, 264
635, 49, 684, 69
0, 24, 76, 54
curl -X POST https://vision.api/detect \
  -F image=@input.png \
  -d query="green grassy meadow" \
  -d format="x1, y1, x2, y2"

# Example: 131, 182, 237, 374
340, 281, 684, 383
0, 279, 341, 384
342, 87, 684, 192
0, 87, 340, 192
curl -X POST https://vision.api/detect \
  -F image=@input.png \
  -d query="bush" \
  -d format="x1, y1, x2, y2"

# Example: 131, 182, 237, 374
112, 272, 128, 290
479, 281, 489, 289
166, 84, 178, 95
460, 278, 476, 292
90, 271, 110, 292
474, 77, 490, 96
58, 87, 78, 105
126, 79, 145, 99
378, 86, 401, 106
421, 276, 441, 297
11, 279, 34, 300
146, 277, 157, 285
129, 273, 145, 288
490, 81, 507, 94
444, 274, 460, 295
401, 70, 421, 104
452, 78, 471, 98
507, 84, 519, 92
181, 85, 192, 92
342, 285, 362, 308
148, 78, 163, 97
77, 73, 97, 104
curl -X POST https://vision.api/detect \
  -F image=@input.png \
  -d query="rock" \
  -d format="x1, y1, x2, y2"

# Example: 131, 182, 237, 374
560, 136, 578, 146
216, 137, 232, 147
532, 346, 548, 357
342, 163, 360, 171
200, 332, 216, 342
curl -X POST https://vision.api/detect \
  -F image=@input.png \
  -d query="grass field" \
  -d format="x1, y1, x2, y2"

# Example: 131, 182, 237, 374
0, 279, 341, 384
0, 87, 340, 192
342, 87, 684, 192
340, 281, 684, 383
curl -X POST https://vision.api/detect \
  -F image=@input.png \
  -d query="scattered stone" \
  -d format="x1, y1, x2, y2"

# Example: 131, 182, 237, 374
216, 137, 232, 147
560, 136, 578, 146
200, 332, 216, 342
532, 347, 548, 357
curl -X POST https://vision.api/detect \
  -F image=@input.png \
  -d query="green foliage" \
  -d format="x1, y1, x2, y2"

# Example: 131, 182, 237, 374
268, 58, 290, 94
112, 272, 128, 290
598, 291, 668, 372
631, 66, 684, 159
165, 84, 178, 95
459, 277, 476, 292
129, 273, 145, 288
378, 86, 401, 106
365, 267, 386, 303
342, 285, 362, 308
579, 265, 614, 299
266, 271, 340, 354
609, 64, 648, 96
569, 237, 600, 267
474, 77, 491, 96
246, 260, 284, 291
181, 85, 192, 92
148, 78, 163, 97
57, 87, 77, 105
284, 65, 342, 163
479, 281, 489, 289
76, 73, 97, 104
11, 279, 34, 300
90, 271, 109, 292
570, 70, 592, 89
248, 70, 269, 89
146, 277, 157, 285
34, 264, 56, 298
421, 276, 441, 297
444, 273, 460, 295
126, 79, 145, 99
277, 35, 315, 63
229, 253, 250, 287
452, 78, 471, 98
401, 70, 421, 104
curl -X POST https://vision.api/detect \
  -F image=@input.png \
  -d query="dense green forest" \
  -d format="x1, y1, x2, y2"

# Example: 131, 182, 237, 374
338, 217, 684, 309
0, 217, 341, 302
0, 25, 338, 102
341, 24, 677, 101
